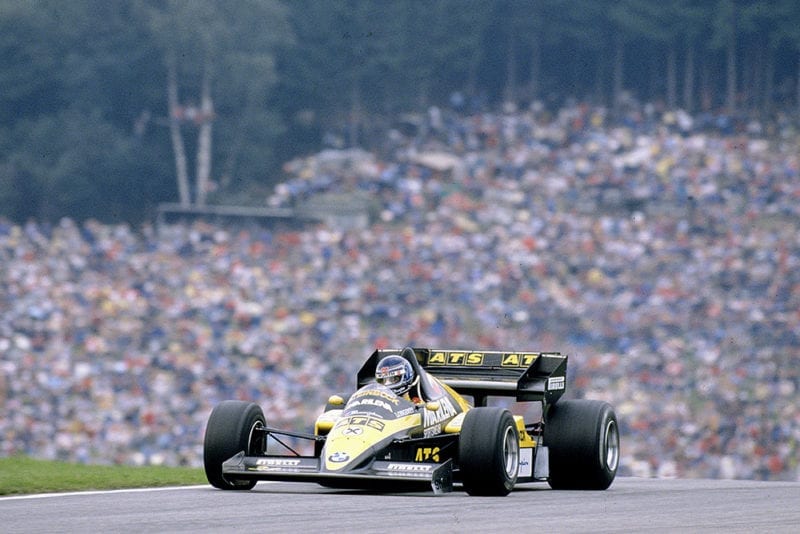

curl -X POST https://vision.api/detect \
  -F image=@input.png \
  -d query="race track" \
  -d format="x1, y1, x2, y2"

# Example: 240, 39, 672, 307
2, 477, 799, 533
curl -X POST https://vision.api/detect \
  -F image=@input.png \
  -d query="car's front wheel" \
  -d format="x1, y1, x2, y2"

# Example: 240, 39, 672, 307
544, 399, 619, 490
459, 407, 519, 496
203, 400, 266, 490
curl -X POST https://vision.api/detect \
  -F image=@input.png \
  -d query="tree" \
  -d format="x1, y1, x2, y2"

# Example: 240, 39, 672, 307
3, 1, 800, 223
772, 0, 800, 114
141, 0, 291, 206
607, 0, 670, 111
671, 1, 709, 112
0, 1, 62, 127
390, 0, 492, 109
0, 0, 168, 221
709, 0, 739, 112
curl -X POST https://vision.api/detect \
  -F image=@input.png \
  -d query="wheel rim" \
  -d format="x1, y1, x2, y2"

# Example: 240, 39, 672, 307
248, 420, 265, 455
502, 426, 519, 478
603, 419, 620, 472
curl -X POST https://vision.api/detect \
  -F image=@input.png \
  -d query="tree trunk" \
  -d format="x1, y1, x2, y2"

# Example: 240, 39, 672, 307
594, 51, 608, 107
504, 29, 516, 104
649, 53, 658, 103
762, 45, 774, 113
667, 44, 677, 109
725, 7, 737, 112
797, 51, 800, 117
167, 55, 191, 207
751, 42, 761, 110
700, 54, 712, 111
683, 40, 694, 112
349, 77, 361, 148
195, 66, 213, 207
742, 39, 764, 111
416, 76, 430, 110
529, 31, 541, 103
221, 113, 245, 193
612, 32, 624, 114
466, 49, 479, 103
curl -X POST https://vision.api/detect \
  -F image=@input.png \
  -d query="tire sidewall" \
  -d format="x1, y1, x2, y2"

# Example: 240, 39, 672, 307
203, 400, 265, 490
544, 399, 619, 490
459, 407, 519, 496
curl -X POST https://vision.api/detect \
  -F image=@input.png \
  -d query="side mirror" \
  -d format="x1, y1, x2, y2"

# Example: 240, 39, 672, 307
424, 401, 441, 412
327, 395, 345, 406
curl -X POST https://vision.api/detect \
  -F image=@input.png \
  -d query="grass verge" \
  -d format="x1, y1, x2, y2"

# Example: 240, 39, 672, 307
0, 456, 206, 496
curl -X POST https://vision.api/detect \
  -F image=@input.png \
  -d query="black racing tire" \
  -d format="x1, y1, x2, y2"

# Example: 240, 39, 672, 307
544, 399, 620, 490
459, 407, 519, 496
203, 400, 266, 490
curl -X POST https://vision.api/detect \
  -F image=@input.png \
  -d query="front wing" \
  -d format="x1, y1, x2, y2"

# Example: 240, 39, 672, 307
221, 451, 454, 494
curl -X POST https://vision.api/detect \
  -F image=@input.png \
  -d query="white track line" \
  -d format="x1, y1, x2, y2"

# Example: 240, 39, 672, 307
0, 484, 210, 501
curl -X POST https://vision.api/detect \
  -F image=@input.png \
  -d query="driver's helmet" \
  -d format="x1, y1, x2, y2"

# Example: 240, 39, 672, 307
375, 355, 416, 396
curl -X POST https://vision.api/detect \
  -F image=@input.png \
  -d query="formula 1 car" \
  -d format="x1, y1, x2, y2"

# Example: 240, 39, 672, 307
203, 347, 619, 495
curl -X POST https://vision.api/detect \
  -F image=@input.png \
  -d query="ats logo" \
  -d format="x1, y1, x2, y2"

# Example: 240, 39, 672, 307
427, 352, 484, 366
500, 353, 539, 367
415, 447, 440, 462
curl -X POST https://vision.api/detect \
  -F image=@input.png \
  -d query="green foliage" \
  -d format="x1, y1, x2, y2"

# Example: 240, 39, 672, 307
1, 0, 799, 223
1, 108, 167, 222
0, 456, 205, 496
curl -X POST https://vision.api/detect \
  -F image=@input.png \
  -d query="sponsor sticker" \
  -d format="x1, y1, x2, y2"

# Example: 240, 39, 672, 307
255, 458, 302, 467
519, 448, 533, 477
351, 388, 400, 405
387, 463, 433, 472
349, 398, 394, 411
423, 425, 441, 438
428, 352, 485, 366
328, 452, 350, 463
414, 447, 440, 462
423, 397, 457, 427
336, 416, 386, 432
547, 376, 565, 390
500, 353, 539, 367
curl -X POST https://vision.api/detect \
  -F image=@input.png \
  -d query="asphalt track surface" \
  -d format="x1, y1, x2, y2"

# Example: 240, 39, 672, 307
2, 477, 799, 533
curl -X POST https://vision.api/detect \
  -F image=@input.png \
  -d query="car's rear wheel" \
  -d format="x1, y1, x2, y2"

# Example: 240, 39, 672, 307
203, 400, 266, 490
459, 407, 519, 496
544, 399, 619, 490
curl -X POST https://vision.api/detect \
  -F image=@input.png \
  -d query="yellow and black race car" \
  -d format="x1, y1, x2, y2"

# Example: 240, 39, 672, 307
203, 347, 619, 495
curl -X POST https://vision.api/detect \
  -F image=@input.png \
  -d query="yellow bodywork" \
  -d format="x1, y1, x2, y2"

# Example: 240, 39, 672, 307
313, 379, 539, 475
443, 411, 536, 448
515, 415, 537, 447
314, 409, 341, 436
323, 412, 421, 471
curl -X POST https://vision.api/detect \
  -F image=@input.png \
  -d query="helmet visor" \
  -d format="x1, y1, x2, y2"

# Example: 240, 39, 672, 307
376, 365, 405, 388
378, 374, 402, 387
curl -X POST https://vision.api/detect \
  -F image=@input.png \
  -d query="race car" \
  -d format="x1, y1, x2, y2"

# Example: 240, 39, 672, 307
203, 347, 620, 495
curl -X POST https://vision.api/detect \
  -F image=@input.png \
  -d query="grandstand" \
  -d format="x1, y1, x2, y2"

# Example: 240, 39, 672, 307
1, 101, 798, 481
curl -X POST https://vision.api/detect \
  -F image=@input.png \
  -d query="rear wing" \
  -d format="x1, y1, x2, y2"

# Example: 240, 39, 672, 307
358, 348, 567, 406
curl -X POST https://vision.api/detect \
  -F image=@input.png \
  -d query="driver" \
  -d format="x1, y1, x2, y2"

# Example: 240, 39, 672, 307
375, 355, 422, 404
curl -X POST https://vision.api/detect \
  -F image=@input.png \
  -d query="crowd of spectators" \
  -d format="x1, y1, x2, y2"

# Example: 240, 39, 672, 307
1, 98, 798, 481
